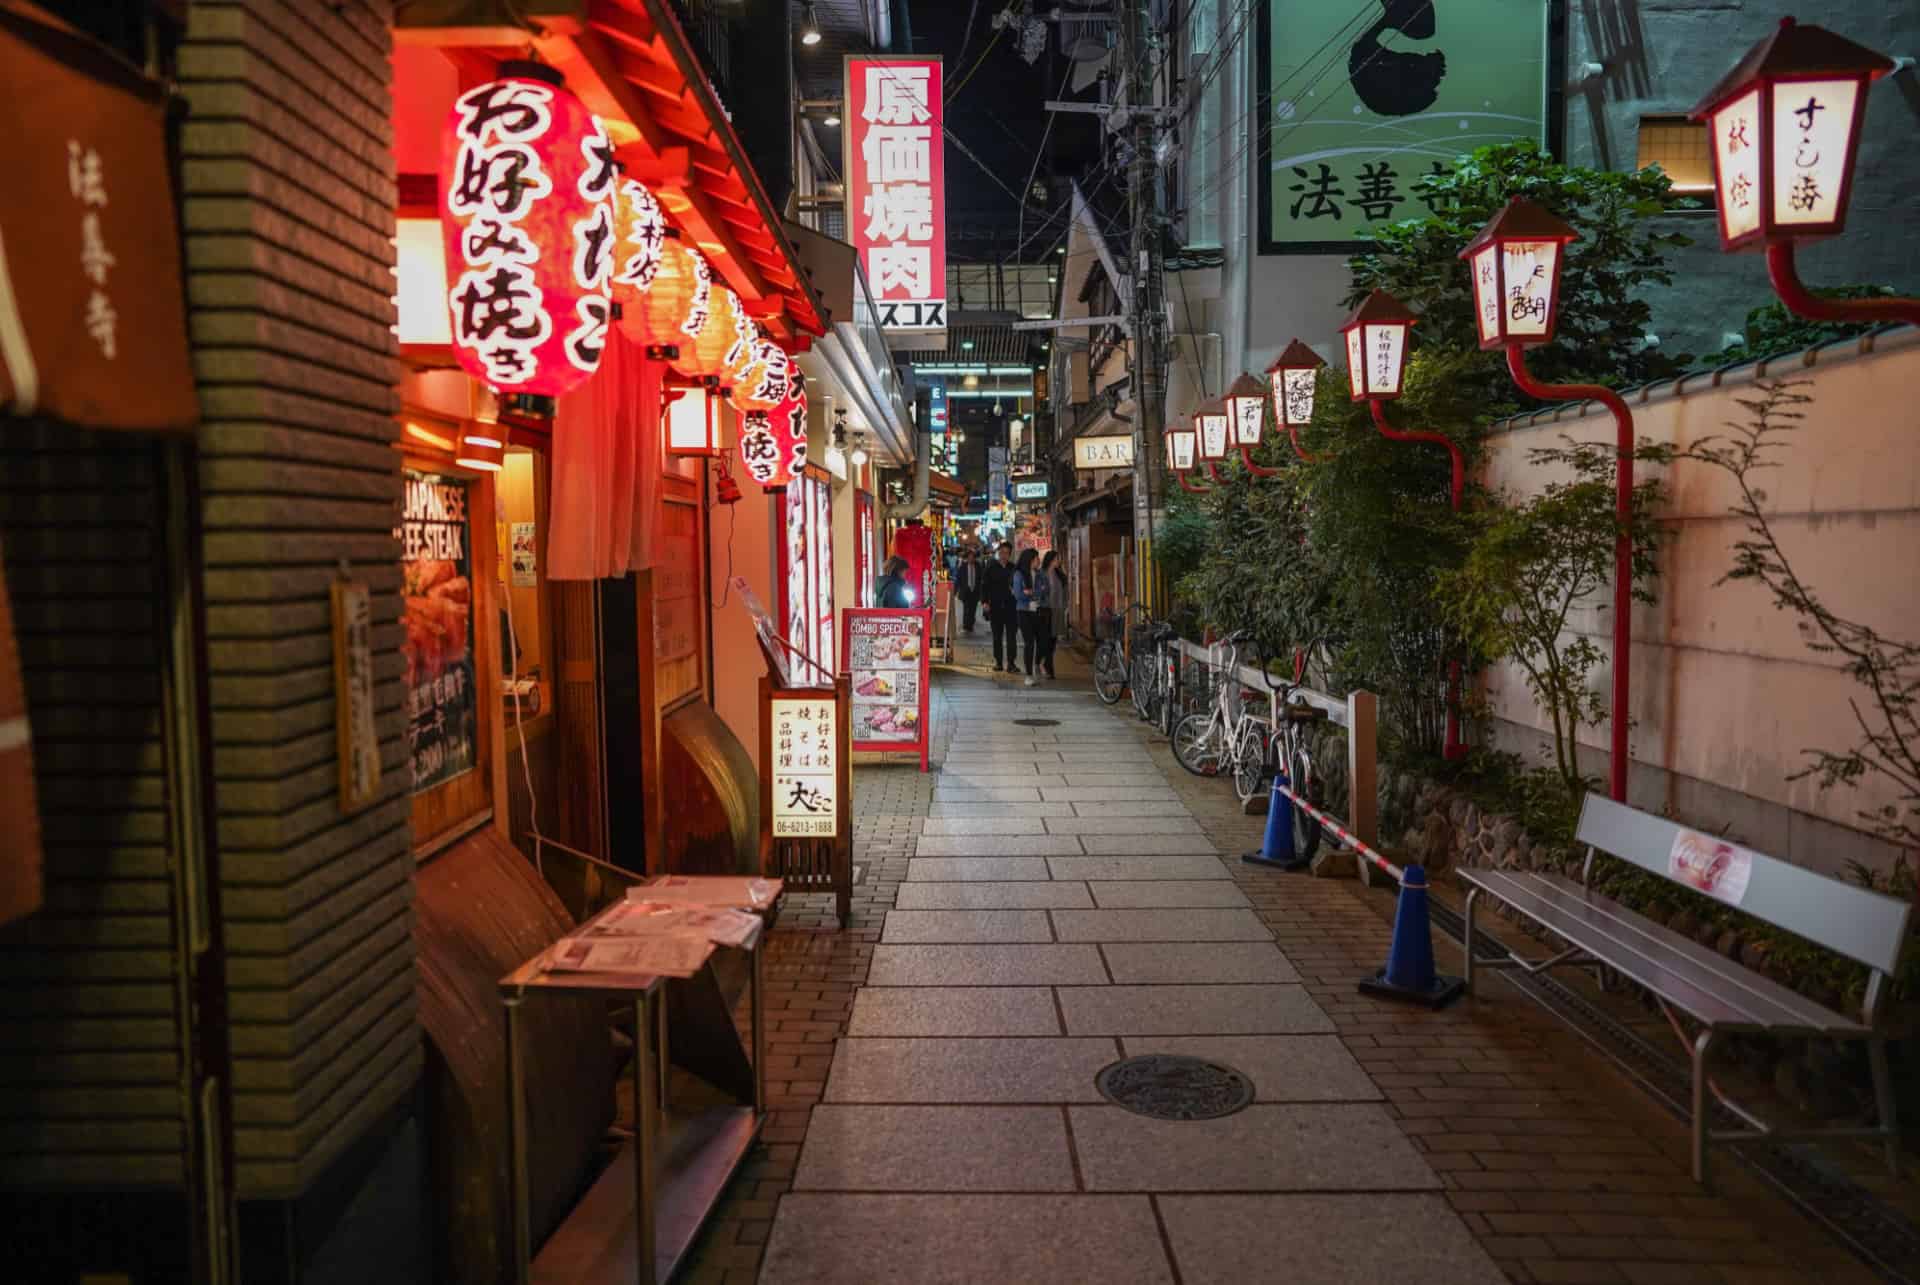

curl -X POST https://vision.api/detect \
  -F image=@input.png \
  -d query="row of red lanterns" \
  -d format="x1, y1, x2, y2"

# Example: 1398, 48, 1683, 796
437, 64, 807, 486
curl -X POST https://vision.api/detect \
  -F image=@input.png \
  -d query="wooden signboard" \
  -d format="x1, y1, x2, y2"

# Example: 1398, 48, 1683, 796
331, 578, 382, 814
842, 608, 931, 772
758, 673, 851, 927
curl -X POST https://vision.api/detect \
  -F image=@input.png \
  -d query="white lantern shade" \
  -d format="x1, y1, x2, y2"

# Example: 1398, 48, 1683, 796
1361, 323, 1406, 398
1229, 394, 1265, 447
1469, 243, 1500, 346
1501, 240, 1560, 340
666, 386, 720, 455
1457, 198, 1580, 349
1344, 326, 1364, 399
1167, 426, 1196, 472
1771, 78, 1860, 231
1280, 368, 1315, 427
1196, 406, 1231, 462
1710, 88, 1765, 244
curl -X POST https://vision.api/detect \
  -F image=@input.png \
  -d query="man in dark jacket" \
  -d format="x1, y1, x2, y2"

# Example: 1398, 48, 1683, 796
954, 546, 983, 632
981, 542, 1018, 672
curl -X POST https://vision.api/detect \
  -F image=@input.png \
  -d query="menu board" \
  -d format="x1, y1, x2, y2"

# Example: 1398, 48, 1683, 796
842, 608, 931, 771
399, 470, 477, 793
770, 696, 839, 837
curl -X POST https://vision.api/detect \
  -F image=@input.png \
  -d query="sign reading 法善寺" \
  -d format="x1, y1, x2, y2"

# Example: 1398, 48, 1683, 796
845, 56, 946, 332
771, 696, 839, 838
1257, 0, 1546, 253
0, 12, 198, 431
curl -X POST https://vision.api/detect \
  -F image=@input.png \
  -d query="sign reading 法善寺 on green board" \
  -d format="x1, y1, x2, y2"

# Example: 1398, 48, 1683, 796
1256, 0, 1549, 253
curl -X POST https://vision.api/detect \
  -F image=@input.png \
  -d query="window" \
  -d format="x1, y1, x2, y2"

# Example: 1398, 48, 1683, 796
1637, 116, 1715, 194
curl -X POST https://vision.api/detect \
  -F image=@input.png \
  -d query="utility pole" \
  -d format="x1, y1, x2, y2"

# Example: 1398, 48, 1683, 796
1119, 0, 1167, 610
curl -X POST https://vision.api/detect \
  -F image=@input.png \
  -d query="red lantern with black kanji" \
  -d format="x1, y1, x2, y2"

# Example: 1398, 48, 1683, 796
737, 364, 807, 489
441, 63, 614, 396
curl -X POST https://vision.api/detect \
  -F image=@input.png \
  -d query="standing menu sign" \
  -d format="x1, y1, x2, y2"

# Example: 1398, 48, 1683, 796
400, 470, 478, 792
770, 697, 838, 838
842, 609, 930, 772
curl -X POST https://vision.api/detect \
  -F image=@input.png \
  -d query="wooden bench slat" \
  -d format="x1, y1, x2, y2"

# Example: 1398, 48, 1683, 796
1459, 868, 1865, 1036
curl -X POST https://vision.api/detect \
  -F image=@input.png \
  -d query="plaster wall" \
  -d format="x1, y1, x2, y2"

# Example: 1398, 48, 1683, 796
1480, 330, 1920, 877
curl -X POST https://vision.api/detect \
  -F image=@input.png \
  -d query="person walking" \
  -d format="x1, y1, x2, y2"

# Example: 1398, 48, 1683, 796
873, 555, 913, 608
982, 542, 1017, 673
1039, 549, 1066, 680
1012, 547, 1043, 685
954, 546, 982, 633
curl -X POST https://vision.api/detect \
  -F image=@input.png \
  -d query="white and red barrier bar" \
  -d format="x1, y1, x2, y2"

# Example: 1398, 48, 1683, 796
1273, 778, 1405, 886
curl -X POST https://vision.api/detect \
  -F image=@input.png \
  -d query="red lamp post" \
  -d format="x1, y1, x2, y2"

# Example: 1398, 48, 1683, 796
1338, 288, 1467, 759
1224, 372, 1281, 477
1165, 422, 1208, 493
1265, 339, 1326, 463
1463, 196, 1636, 802
1193, 397, 1232, 482
1691, 18, 1918, 327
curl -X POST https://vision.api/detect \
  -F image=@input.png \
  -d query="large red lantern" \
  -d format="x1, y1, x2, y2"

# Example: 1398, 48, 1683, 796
441, 65, 614, 396
737, 365, 807, 489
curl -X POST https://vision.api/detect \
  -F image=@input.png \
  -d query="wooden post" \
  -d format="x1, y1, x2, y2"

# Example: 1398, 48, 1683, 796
1348, 689, 1379, 886
834, 672, 852, 927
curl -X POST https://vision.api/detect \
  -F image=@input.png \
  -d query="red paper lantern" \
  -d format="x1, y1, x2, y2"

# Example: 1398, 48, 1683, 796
441, 65, 614, 396
633, 237, 701, 355
719, 307, 762, 388
737, 364, 807, 489
611, 175, 667, 338
673, 282, 741, 379
727, 336, 793, 413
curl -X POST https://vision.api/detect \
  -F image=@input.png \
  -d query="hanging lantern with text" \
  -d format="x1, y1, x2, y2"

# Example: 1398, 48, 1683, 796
728, 336, 794, 413
718, 305, 761, 389
1266, 339, 1325, 430
611, 175, 667, 338
1193, 399, 1231, 463
673, 282, 742, 380
1165, 423, 1197, 472
1689, 18, 1892, 252
440, 66, 614, 396
738, 364, 808, 489
1458, 197, 1580, 348
631, 236, 700, 357
1225, 372, 1269, 448
1338, 290, 1418, 401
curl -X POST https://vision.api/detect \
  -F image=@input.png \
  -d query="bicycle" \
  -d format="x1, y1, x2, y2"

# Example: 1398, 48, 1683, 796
1262, 657, 1332, 865
1171, 632, 1268, 793
1130, 619, 1178, 734
1092, 604, 1148, 705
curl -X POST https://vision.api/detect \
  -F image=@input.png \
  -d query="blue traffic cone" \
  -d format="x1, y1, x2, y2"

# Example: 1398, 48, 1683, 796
1242, 772, 1310, 872
1359, 865, 1465, 1009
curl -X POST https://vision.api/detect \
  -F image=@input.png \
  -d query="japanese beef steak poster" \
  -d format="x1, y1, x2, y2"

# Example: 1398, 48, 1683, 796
400, 470, 478, 792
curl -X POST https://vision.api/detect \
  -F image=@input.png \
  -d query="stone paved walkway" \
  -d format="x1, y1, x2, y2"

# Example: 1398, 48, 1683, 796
680, 629, 1889, 1284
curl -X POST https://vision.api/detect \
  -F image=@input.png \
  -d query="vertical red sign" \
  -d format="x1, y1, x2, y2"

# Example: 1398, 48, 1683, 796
844, 57, 946, 332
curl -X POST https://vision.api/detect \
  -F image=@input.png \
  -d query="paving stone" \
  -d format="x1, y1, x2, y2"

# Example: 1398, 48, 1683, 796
1070, 1104, 1439, 1192
931, 788, 1044, 802
1098, 942, 1298, 984
905, 857, 1052, 881
914, 836, 1084, 858
895, 882, 1093, 909
1045, 816, 1205, 835
1051, 909, 1270, 942
1076, 834, 1219, 854
938, 773, 1068, 789
1046, 856, 1232, 881
761, 1194, 1175, 1284
825, 1037, 1118, 1102
848, 987, 1062, 1036
1070, 800, 1194, 817
928, 801, 1077, 818
1060, 774, 1170, 786
794, 1106, 1075, 1191
1116, 1036, 1378, 1101
1041, 787, 1180, 802
1156, 1194, 1503, 1283
1087, 881, 1251, 908
881, 910, 1055, 944
866, 944, 1109, 987
921, 816, 1054, 835
1058, 984, 1334, 1035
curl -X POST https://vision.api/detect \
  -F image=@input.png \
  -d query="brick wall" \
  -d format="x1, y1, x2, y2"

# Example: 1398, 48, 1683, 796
177, 0, 416, 1197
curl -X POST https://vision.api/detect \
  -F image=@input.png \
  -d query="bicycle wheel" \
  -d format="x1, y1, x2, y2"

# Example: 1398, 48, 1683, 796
1172, 712, 1221, 776
1288, 746, 1324, 862
1130, 653, 1156, 721
1093, 644, 1126, 704
1232, 721, 1268, 803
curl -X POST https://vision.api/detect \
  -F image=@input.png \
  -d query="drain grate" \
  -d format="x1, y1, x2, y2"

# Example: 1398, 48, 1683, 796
1012, 717, 1060, 727
1096, 1055, 1254, 1121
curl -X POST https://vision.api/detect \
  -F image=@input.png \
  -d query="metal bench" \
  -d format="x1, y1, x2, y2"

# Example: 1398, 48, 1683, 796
1459, 793, 1910, 1185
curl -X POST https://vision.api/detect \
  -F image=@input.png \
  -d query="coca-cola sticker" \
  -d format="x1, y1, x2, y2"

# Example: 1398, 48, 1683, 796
1666, 829, 1753, 908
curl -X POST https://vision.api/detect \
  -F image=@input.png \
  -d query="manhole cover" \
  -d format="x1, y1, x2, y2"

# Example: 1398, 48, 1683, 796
1095, 1055, 1254, 1121
1012, 718, 1060, 727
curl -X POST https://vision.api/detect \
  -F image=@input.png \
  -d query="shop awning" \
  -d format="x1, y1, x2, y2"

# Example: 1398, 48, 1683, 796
397, 0, 827, 344
928, 470, 968, 504
1061, 471, 1131, 515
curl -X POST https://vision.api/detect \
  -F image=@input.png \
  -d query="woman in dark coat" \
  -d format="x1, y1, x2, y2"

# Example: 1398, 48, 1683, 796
874, 555, 913, 608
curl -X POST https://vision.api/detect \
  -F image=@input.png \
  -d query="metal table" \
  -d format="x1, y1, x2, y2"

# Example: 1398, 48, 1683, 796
501, 878, 779, 1284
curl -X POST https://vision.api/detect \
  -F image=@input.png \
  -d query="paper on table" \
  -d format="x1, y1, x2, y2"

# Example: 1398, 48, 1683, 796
545, 935, 711, 978
627, 876, 779, 909
588, 900, 759, 947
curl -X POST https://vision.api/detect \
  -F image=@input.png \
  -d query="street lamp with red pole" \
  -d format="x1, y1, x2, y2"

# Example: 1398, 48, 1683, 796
1691, 19, 1918, 328
1225, 372, 1282, 476
1460, 197, 1637, 804
1266, 339, 1327, 463
1165, 421, 1209, 493
1338, 288, 1468, 759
